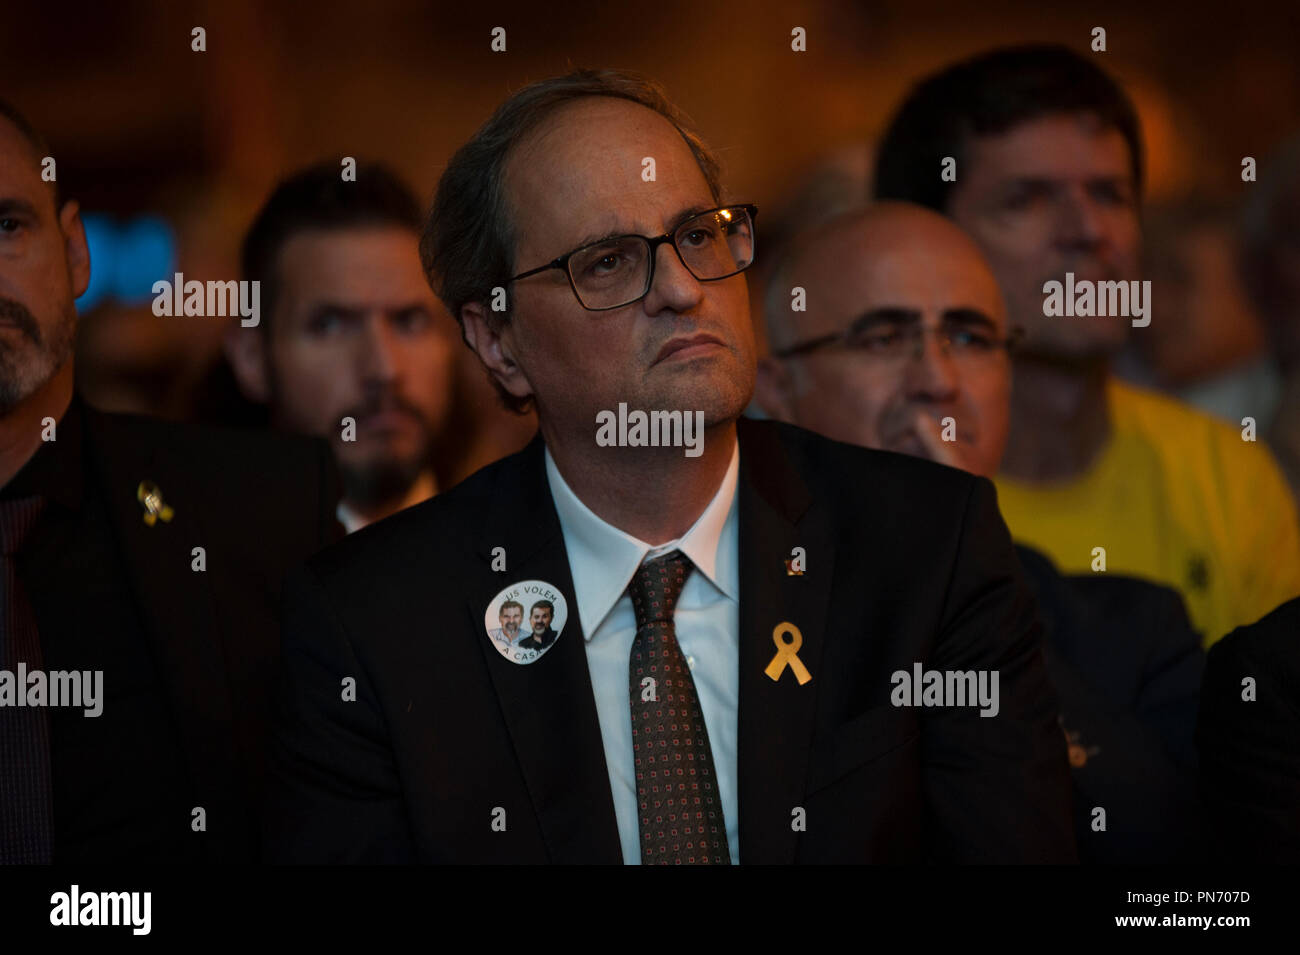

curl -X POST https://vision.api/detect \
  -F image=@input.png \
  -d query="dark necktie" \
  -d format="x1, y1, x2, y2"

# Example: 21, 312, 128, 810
627, 549, 731, 865
0, 496, 53, 864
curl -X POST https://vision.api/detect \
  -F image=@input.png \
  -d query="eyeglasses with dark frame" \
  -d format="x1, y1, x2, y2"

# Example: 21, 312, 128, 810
507, 204, 758, 311
771, 310, 1024, 362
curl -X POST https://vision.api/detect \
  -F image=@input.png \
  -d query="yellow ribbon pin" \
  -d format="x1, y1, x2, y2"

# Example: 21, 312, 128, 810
764, 622, 812, 685
136, 480, 175, 526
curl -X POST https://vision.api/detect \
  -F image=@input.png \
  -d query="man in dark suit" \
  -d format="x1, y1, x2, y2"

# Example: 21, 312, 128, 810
1019, 548, 1205, 862
265, 69, 1075, 864
0, 99, 339, 863
1198, 596, 1300, 862
755, 201, 1205, 862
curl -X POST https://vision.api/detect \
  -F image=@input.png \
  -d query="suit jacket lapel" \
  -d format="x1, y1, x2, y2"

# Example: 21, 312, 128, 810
465, 434, 623, 863
84, 407, 245, 860
736, 418, 833, 863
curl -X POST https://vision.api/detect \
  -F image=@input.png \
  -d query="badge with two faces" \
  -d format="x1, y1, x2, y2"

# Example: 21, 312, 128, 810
484, 580, 569, 664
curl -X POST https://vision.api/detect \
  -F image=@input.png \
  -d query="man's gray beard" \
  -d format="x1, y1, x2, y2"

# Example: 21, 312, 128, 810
339, 451, 429, 511
0, 302, 76, 416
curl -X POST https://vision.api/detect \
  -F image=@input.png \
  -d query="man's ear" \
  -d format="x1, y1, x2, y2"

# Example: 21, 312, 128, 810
462, 301, 534, 403
58, 200, 91, 300
754, 355, 799, 424
223, 320, 271, 403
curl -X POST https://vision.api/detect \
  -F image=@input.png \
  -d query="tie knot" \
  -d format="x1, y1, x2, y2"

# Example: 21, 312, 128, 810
0, 496, 45, 556
628, 549, 693, 630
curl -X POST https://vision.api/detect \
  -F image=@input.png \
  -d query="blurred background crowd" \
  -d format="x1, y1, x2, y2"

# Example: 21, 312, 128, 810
6, 0, 1298, 484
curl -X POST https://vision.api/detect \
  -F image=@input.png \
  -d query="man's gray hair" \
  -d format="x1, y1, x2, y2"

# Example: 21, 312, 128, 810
419, 68, 724, 413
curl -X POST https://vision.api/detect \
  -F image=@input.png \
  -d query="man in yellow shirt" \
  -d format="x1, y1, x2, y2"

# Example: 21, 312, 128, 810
994, 379, 1300, 643
873, 44, 1300, 643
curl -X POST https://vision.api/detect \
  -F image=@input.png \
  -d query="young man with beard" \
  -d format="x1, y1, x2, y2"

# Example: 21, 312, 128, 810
226, 162, 455, 532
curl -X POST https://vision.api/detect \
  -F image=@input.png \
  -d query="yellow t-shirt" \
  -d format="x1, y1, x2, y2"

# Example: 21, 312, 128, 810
994, 379, 1300, 646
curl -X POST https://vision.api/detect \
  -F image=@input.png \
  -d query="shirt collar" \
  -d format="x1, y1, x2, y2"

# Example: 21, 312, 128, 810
545, 439, 740, 642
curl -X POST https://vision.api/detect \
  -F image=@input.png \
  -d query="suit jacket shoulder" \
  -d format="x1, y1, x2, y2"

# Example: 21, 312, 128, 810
86, 406, 336, 528
303, 441, 516, 611
1198, 596, 1300, 861
740, 419, 987, 575
756, 418, 981, 501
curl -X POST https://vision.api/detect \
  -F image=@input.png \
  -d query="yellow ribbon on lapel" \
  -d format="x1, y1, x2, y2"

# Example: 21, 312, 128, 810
764, 622, 812, 685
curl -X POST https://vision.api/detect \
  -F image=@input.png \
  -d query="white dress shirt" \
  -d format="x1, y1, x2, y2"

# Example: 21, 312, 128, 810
544, 442, 741, 864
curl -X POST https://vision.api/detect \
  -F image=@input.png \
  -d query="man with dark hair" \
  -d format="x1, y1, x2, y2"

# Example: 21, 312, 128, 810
518, 600, 557, 651
267, 68, 1074, 865
225, 161, 455, 532
873, 45, 1144, 216
0, 100, 339, 863
874, 45, 1300, 645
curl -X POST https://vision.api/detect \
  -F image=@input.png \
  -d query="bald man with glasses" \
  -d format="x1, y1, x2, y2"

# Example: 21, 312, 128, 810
758, 201, 1018, 477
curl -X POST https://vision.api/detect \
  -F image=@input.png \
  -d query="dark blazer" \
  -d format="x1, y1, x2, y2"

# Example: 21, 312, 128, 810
77, 400, 340, 861
1197, 596, 1300, 862
266, 417, 1075, 863
1016, 545, 1206, 863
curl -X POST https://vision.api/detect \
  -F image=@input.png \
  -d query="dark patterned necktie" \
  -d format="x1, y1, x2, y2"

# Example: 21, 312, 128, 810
627, 549, 730, 865
0, 495, 53, 864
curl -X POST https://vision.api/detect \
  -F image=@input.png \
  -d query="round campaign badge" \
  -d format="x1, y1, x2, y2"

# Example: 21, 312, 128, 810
483, 580, 569, 665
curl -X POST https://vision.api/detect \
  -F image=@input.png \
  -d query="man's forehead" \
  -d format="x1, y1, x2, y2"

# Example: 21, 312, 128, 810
506, 98, 712, 241
280, 226, 420, 264
860, 261, 1005, 326
797, 221, 1003, 320
523, 96, 686, 159
278, 228, 428, 293
965, 114, 1133, 180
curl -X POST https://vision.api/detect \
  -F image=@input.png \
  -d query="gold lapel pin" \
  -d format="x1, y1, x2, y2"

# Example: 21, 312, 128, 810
764, 621, 812, 685
136, 480, 175, 526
